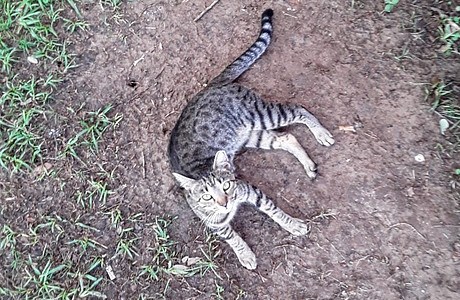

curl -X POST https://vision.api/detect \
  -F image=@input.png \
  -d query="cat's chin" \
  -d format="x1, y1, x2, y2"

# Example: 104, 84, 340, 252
216, 207, 232, 215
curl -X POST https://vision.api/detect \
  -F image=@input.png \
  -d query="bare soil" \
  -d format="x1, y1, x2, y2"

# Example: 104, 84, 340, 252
1, 0, 459, 299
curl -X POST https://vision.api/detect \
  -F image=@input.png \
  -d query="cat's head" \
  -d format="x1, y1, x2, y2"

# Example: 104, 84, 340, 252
173, 151, 237, 216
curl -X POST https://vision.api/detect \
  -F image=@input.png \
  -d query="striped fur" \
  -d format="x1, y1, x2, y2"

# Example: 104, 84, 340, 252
208, 9, 273, 87
168, 9, 334, 269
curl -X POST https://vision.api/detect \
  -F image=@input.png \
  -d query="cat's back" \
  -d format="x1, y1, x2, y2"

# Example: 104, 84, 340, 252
168, 84, 256, 177
183, 84, 255, 116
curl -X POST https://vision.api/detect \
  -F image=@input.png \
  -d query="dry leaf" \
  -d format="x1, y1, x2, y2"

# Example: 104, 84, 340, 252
181, 256, 189, 264
448, 20, 460, 33
185, 257, 201, 266
338, 125, 356, 132
32, 163, 52, 177
438, 43, 451, 53
181, 256, 202, 266
170, 264, 190, 275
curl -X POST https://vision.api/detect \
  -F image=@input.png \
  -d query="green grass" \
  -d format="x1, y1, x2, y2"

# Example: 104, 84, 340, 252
384, 0, 399, 13
427, 81, 460, 124
0, 76, 54, 171
101, 0, 123, 8
0, 0, 121, 173
75, 178, 113, 209
138, 217, 220, 283
426, 81, 460, 152
0, 0, 76, 74
23, 257, 68, 299
0, 0, 74, 172
0, 213, 222, 298
438, 14, 460, 55
62, 104, 123, 160
213, 281, 225, 300
0, 214, 112, 299
0, 0, 125, 287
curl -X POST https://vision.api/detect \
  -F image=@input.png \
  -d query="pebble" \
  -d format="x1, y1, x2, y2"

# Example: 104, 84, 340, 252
414, 154, 425, 162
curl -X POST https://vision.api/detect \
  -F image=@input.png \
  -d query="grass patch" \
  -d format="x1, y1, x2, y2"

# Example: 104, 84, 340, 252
62, 104, 123, 161
426, 80, 460, 155
138, 217, 220, 282
75, 178, 113, 209
0, 215, 108, 299
0, 213, 224, 298
427, 81, 460, 131
0, 1, 132, 298
0, 0, 121, 173
1, 212, 222, 298
438, 12, 460, 55
383, 0, 399, 13
0, 0, 72, 172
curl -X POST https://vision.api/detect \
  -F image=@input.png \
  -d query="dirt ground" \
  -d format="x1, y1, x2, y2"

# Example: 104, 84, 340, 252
1, 0, 460, 299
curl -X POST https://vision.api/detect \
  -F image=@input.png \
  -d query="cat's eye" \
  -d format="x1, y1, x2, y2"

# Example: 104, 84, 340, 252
202, 194, 213, 201
222, 181, 231, 191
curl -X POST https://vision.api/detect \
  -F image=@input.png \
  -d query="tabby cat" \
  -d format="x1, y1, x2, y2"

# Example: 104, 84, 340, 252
167, 9, 334, 269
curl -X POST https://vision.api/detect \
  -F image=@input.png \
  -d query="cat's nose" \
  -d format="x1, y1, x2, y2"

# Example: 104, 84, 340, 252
217, 197, 227, 208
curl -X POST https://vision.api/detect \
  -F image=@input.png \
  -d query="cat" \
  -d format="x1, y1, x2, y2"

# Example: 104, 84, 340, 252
167, 9, 334, 269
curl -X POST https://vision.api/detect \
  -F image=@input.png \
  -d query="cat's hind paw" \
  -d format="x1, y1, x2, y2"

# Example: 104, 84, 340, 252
311, 127, 335, 147
285, 218, 311, 236
304, 162, 317, 180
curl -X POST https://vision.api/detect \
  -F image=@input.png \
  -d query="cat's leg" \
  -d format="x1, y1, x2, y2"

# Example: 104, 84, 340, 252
249, 101, 335, 147
212, 225, 257, 270
290, 105, 335, 147
235, 182, 310, 236
244, 130, 317, 179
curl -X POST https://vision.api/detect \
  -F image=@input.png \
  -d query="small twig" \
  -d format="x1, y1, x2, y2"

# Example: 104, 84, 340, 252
194, 0, 221, 22
362, 131, 379, 140
388, 222, 426, 240
132, 54, 145, 67
330, 243, 346, 261
354, 255, 370, 268
256, 271, 267, 283
281, 11, 298, 19
433, 224, 460, 227
309, 210, 338, 222
141, 151, 146, 179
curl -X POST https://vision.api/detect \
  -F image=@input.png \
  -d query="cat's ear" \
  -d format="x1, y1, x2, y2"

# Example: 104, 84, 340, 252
172, 173, 196, 190
212, 150, 230, 171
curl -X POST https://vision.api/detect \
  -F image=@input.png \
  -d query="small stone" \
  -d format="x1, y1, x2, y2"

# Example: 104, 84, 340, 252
407, 187, 415, 197
105, 265, 116, 280
415, 154, 425, 162
439, 119, 449, 135
27, 56, 38, 64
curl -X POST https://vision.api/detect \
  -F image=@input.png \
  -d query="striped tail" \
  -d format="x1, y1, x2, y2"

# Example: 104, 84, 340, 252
208, 9, 274, 87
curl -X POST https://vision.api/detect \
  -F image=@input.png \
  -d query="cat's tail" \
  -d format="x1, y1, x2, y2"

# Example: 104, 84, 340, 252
208, 9, 274, 87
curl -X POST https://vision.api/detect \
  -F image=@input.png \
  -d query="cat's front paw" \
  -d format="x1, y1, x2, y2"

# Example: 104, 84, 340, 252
312, 127, 335, 147
285, 218, 310, 236
236, 249, 257, 270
